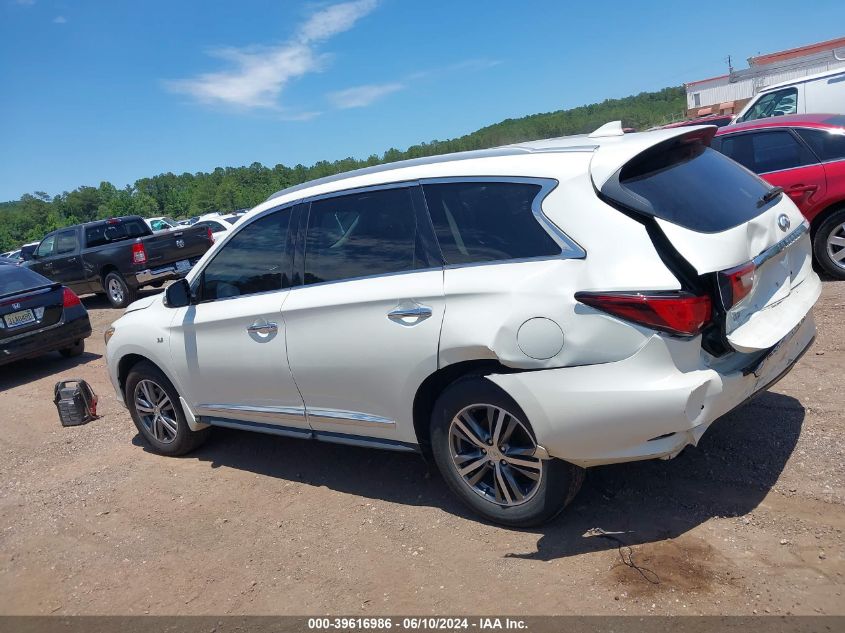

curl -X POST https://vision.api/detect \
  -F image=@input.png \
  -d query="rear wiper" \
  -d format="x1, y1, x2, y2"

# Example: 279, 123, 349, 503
757, 186, 784, 207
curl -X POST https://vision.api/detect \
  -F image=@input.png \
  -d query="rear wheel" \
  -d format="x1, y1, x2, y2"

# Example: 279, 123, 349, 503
103, 272, 135, 308
125, 361, 210, 456
59, 339, 85, 358
430, 378, 584, 527
814, 208, 845, 280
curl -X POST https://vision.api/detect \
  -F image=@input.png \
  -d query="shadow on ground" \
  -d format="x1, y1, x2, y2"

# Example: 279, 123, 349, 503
0, 351, 101, 390
135, 390, 804, 561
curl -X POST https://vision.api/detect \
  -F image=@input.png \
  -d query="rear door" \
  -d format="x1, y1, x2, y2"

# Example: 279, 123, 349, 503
282, 185, 444, 449
48, 228, 88, 293
716, 129, 826, 217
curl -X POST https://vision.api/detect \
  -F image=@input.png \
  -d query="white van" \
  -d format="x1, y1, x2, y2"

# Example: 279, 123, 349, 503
735, 68, 845, 123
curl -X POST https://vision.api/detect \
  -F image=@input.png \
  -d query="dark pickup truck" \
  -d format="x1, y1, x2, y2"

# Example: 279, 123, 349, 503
22, 216, 213, 308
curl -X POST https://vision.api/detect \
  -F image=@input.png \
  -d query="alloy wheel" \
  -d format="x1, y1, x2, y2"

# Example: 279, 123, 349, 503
108, 278, 124, 304
133, 379, 178, 444
448, 404, 543, 507
827, 221, 845, 270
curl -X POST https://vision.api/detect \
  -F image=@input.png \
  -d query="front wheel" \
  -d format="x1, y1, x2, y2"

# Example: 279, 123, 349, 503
813, 208, 845, 280
430, 378, 584, 527
125, 361, 210, 456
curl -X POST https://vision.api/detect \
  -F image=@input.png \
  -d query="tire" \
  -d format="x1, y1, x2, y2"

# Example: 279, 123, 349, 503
125, 360, 210, 456
813, 207, 845, 280
103, 271, 136, 309
430, 377, 584, 527
59, 339, 85, 358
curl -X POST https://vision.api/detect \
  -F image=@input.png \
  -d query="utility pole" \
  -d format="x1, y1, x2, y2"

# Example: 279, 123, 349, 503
725, 54, 734, 74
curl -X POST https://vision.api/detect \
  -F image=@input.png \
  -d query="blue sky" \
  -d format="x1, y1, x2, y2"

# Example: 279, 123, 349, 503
1, 1, 843, 201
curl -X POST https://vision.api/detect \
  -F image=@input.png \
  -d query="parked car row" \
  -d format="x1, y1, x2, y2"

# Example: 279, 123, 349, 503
104, 122, 821, 527
21, 215, 214, 308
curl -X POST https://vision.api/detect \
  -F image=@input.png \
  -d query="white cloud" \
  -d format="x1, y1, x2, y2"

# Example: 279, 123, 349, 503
328, 82, 404, 109
52, 15, 67, 24
166, 0, 378, 110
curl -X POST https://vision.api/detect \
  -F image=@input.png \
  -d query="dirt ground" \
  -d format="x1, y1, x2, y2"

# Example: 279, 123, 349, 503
0, 281, 843, 616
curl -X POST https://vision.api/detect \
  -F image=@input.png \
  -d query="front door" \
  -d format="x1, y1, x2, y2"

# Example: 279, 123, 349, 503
168, 207, 308, 434
283, 185, 444, 448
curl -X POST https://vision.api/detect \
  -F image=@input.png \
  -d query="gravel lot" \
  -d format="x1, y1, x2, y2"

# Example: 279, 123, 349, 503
0, 281, 843, 616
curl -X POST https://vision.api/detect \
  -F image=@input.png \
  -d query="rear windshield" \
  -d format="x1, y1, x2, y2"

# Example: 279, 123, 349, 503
607, 141, 773, 233
0, 264, 51, 295
85, 219, 149, 248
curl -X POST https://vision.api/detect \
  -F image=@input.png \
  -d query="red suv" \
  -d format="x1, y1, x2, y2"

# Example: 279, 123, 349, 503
713, 114, 845, 279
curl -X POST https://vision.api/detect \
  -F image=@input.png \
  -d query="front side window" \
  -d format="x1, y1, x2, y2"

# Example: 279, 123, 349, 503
740, 88, 798, 122
55, 230, 79, 255
35, 234, 55, 258
422, 181, 560, 265
796, 128, 845, 162
303, 187, 422, 285
198, 210, 290, 301
720, 131, 817, 173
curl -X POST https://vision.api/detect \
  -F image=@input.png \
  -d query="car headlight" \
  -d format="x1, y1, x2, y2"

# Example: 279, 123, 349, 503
104, 326, 115, 346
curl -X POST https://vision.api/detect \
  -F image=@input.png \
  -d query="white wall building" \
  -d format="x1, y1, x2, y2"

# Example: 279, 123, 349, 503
685, 36, 845, 116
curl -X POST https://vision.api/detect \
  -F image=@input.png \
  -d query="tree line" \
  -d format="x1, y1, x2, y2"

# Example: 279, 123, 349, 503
0, 87, 685, 252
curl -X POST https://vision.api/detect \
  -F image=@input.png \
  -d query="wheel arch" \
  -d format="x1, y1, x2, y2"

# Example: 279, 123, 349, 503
412, 359, 515, 458
809, 198, 845, 237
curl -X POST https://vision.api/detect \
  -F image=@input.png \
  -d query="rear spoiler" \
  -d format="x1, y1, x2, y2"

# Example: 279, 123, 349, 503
589, 125, 718, 189
0, 282, 61, 302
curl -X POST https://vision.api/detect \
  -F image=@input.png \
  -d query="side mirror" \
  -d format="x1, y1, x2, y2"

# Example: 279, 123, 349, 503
21, 251, 34, 261
164, 278, 192, 308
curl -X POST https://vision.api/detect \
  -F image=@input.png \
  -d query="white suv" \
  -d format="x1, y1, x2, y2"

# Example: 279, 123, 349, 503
105, 122, 820, 526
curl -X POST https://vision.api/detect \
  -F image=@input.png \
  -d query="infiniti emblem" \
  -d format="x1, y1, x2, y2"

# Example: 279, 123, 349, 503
777, 214, 790, 232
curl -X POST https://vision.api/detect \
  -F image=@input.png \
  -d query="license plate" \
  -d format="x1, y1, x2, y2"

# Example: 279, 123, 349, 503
4, 308, 35, 328
175, 259, 190, 273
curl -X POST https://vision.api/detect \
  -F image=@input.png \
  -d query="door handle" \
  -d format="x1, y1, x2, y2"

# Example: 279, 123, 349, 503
247, 320, 278, 335
388, 304, 433, 324
786, 184, 818, 193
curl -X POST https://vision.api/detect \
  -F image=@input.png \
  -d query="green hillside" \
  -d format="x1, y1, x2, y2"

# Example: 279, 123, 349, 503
0, 86, 685, 252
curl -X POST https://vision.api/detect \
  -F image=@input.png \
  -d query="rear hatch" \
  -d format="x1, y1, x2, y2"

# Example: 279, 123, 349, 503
594, 127, 820, 353
140, 225, 212, 268
0, 266, 64, 340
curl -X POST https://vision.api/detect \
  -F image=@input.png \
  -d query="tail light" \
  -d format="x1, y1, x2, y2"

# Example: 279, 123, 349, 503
62, 287, 81, 308
575, 291, 712, 336
718, 261, 756, 309
131, 242, 147, 264
207, 227, 214, 244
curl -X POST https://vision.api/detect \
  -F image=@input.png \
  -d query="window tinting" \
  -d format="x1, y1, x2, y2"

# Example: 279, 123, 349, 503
303, 187, 421, 285
612, 142, 773, 233
55, 230, 79, 255
422, 182, 559, 265
85, 219, 149, 248
199, 210, 290, 301
719, 131, 817, 173
796, 128, 845, 162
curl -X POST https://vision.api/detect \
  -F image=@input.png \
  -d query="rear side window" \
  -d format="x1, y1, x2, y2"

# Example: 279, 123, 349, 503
303, 187, 423, 285
55, 230, 79, 255
422, 181, 559, 265
85, 219, 149, 248
719, 130, 818, 173
608, 141, 773, 233
199, 210, 291, 301
796, 128, 845, 161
